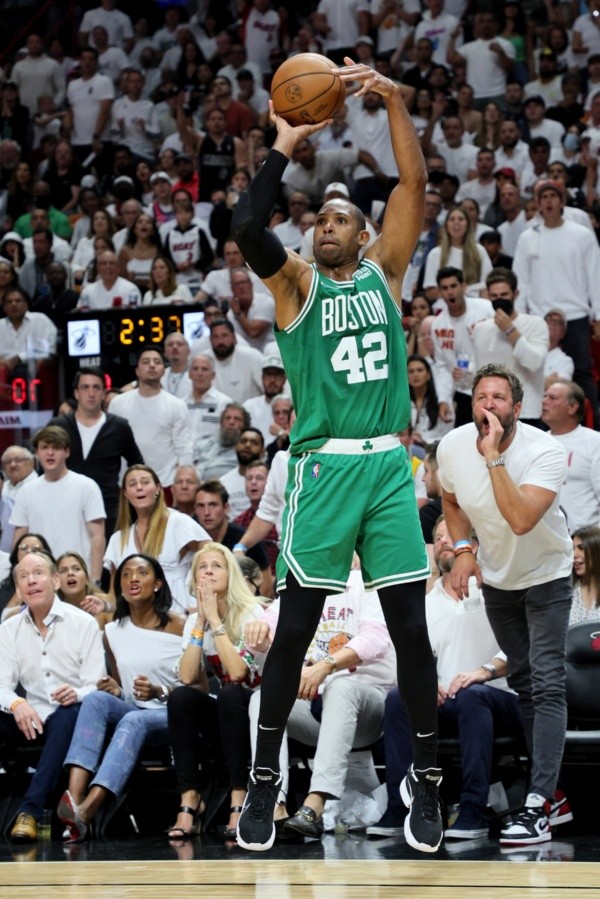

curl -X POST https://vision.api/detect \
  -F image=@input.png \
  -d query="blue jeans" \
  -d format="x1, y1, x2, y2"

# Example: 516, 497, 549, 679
382, 685, 522, 812
64, 692, 169, 797
0, 704, 80, 819
482, 575, 572, 800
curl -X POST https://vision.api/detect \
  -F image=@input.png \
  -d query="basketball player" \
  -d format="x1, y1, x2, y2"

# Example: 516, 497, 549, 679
232, 59, 442, 853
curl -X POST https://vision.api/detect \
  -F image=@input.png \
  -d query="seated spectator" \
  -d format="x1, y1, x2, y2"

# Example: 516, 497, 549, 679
56, 551, 112, 619
571, 527, 600, 625
219, 427, 265, 520
0, 532, 53, 620
408, 354, 453, 446
194, 237, 265, 309
264, 395, 293, 465
142, 255, 194, 306
1, 551, 105, 844
43, 140, 82, 214
0, 445, 37, 553
71, 209, 117, 283
186, 354, 234, 460
30, 260, 78, 324
246, 563, 395, 838
57, 554, 183, 843
166, 543, 266, 840
81, 236, 116, 291
19, 224, 72, 310
368, 517, 522, 841
234, 460, 279, 578
104, 465, 209, 616
5, 159, 34, 225
0, 286, 57, 391
543, 309, 574, 382
404, 294, 434, 358
118, 212, 161, 293
170, 465, 201, 518
162, 332, 192, 400
14, 181, 72, 240
194, 479, 271, 584
78, 249, 141, 309
0, 237, 25, 275
243, 355, 287, 440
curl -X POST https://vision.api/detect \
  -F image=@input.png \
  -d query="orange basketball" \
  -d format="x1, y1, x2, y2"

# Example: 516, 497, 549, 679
270, 53, 346, 127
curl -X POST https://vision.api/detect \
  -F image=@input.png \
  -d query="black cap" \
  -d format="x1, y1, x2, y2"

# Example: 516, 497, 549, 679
236, 68, 254, 80
1, 80, 18, 89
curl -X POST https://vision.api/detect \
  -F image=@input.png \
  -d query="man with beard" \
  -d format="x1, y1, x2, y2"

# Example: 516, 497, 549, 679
472, 268, 548, 427
109, 347, 192, 497
437, 363, 573, 847
207, 319, 264, 403
219, 427, 265, 519
368, 516, 522, 841
195, 402, 249, 480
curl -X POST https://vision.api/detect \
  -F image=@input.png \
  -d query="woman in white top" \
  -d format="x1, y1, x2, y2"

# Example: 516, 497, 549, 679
142, 256, 194, 305
166, 543, 266, 841
58, 554, 184, 842
408, 354, 453, 446
570, 527, 600, 626
118, 212, 161, 293
104, 465, 209, 615
71, 210, 116, 282
423, 205, 492, 301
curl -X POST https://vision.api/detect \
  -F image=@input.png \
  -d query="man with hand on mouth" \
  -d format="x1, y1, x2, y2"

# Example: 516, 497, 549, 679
437, 363, 573, 848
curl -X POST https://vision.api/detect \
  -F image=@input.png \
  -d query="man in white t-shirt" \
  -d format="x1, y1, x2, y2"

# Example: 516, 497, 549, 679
447, 10, 516, 105
312, 0, 371, 64
244, 355, 287, 440
109, 347, 193, 491
438, 364, 573, 847
207, 319, 265, 403
542, 379, 600, 533
455, 148, 497, 218
220, 427, 265, 519
186, 353, 234, 463
494, 119, 531, 175
522, 95, 565, 147
195, 238, 266, 308
431, 266, 494, 426
434, 116, 478, 184
497, 182, 527, 256
65, 46, 114, 162
78, 250, 141, 310
413, 0, 461, 67
110, 67, 159, 162
10, 425, 106, 582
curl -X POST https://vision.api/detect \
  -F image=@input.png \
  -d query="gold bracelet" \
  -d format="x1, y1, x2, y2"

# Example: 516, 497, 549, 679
10, 697, 26, 713
191, 628, 205, 639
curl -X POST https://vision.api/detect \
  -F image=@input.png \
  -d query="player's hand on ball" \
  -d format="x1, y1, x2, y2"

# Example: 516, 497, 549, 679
268, 100, 332, 139
335, 57, 398, 99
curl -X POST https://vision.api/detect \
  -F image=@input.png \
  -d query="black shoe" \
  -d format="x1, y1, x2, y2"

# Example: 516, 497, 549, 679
444, 803, 488, 840
236, 767, 282, 851
499, 795, 551, 846
366, 807, 406, 838
283, 805, 324, 838
400, 764, 443, 853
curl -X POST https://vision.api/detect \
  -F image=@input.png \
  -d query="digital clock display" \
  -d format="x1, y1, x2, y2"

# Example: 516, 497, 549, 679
61, 303, 210, 392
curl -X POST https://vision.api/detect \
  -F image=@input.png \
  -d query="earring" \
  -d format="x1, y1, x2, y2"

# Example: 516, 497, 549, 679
154, 586, 159, 592
155, 492, 159, 497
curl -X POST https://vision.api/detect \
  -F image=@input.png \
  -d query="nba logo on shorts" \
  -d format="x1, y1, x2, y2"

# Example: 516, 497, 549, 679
311, 463, 320, 479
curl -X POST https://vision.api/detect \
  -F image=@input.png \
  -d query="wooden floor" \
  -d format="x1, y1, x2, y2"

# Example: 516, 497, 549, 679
2, 858, 599, 898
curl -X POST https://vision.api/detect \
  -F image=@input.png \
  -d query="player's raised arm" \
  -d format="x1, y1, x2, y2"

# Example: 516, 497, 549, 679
231, 104, 331, 328
336, 59, 427, 300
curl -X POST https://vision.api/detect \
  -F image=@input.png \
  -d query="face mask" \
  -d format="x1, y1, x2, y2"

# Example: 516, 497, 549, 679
563, 133, 580, 151
491, 298, 513, 316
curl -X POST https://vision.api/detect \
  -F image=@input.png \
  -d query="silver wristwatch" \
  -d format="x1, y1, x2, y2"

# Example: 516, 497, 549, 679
481, 663, 497, 679
486, 456, 506, 469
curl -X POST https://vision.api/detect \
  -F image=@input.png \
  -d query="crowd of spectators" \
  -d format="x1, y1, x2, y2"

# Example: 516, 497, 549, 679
1, 0, 600, 850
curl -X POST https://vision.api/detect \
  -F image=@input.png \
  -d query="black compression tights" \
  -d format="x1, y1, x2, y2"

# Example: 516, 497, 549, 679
254, 573, 439, 773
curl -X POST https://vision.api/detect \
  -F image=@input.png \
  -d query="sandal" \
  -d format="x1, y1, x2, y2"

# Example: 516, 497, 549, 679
166, 804, 202, 841
215, 805, 243, 839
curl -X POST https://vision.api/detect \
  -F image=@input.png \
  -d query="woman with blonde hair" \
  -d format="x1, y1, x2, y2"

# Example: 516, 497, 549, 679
56, 551, 112, 622
166, 542, 266, 841
423, 205, 492, 301
103, 465, 209, 616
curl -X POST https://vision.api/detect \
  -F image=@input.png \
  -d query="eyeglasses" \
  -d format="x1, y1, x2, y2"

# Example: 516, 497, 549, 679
18, 543, 43, 552
2, 456, 29, 465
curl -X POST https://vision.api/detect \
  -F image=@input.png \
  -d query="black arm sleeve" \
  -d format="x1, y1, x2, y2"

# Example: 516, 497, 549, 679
231, 149, 290, 279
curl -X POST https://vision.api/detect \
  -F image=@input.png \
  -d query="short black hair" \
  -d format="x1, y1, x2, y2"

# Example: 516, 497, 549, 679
436, 266, 464, 285
136, 345, 165, 364
73, 366, 106, 389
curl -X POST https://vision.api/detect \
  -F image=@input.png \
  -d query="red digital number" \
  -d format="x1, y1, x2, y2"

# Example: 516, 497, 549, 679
12, 378, 26, 405
104, 373, 112, 390
30, 378, 40, 404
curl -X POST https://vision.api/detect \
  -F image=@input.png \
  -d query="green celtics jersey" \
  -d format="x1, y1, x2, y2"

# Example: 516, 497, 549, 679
275, 258, 410, 454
